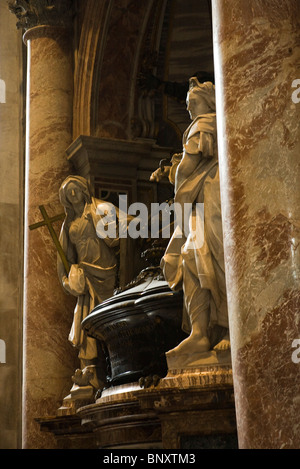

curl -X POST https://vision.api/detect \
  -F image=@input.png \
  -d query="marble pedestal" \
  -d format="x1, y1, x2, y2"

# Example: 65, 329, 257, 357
38, 365, 237, 449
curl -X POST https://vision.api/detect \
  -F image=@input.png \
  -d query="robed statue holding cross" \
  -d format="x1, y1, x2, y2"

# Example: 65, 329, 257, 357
55, 175, 122, 397
30, 175, 131, 402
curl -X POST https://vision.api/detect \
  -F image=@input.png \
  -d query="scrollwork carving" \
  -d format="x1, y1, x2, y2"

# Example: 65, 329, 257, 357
8, 0, 74, 30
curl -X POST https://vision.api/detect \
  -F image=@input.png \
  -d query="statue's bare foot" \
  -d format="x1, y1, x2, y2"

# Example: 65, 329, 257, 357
213, 334, 230, 351
168, 333, 210, 357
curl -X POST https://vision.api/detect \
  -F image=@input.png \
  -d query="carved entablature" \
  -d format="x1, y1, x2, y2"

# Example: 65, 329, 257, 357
8, 0, 74, 30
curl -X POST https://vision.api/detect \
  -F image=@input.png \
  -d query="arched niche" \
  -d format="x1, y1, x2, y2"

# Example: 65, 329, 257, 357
73, 0, 214, 147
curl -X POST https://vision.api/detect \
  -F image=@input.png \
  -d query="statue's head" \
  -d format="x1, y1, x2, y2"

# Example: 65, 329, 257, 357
186, 77, 216, 119
59, 176, 92, 214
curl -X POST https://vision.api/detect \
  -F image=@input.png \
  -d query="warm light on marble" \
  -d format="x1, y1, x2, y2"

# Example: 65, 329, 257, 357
212, 0, 300, 449
22, 26, 77, 449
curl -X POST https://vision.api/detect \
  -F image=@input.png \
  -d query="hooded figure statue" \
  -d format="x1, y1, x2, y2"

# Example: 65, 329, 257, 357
57, 176, 119, 383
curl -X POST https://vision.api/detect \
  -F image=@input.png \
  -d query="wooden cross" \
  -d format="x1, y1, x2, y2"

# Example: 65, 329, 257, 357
29, 205, 70, 274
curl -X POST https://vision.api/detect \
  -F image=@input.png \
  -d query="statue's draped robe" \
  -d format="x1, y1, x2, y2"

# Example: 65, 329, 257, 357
58, 198, 118, 360
161, 113, 228, 337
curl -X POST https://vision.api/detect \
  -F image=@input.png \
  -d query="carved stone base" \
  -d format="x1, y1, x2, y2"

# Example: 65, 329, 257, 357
38, 366, 237, 449
36, 414, 97, 449
56, 381, 96, 417
57, 395, 95, 418
166, 348, 232, 369
161, 363, 233, 389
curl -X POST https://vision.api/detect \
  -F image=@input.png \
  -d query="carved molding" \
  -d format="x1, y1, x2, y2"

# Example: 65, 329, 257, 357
72, 0, 112, 139
8, 0, 74, 30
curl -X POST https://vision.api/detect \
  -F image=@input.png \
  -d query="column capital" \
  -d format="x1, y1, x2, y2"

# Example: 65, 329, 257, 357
8, 0, 74, 30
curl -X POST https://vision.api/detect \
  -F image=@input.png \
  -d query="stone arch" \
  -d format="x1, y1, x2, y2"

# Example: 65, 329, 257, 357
72, 0, 113, 139
72, 0, 214, 144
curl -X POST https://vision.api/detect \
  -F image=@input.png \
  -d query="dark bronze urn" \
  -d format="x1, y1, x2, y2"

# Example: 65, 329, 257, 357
82, 246, 185, 388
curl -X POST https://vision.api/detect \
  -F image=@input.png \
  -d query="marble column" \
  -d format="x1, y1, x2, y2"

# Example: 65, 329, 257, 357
0, 0, 24, 449
212, 0, 300, 448
10, 1, 77, 449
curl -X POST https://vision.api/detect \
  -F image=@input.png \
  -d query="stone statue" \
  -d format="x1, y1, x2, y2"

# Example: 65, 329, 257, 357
151, 77, 230, 368
57, 175, 119, 403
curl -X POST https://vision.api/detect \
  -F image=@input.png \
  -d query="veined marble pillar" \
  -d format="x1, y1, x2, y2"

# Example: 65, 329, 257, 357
10, 1, 77, 449
212, 0, 300, 448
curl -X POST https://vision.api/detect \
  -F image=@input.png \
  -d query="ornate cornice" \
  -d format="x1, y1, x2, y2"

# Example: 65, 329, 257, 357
8, 0, 74, 30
